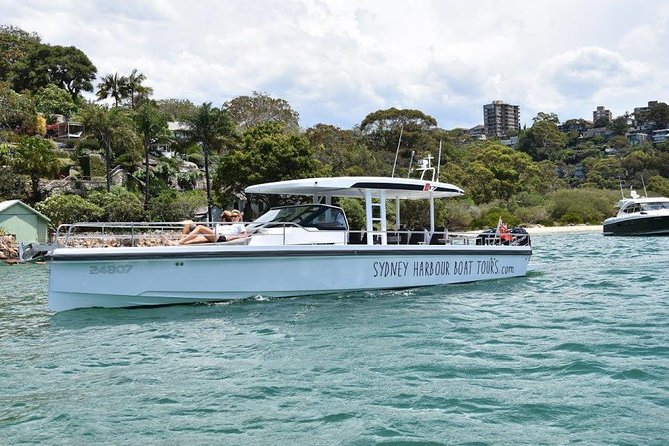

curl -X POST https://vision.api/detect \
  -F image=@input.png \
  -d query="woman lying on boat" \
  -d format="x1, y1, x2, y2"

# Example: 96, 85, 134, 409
174, 210, 247, 245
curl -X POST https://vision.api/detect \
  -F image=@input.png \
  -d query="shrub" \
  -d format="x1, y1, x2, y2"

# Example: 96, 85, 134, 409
148, 190, 207, 221
437, 199, 475, 230
87, 187, 145, 221
548, 188, 619, 224
35, 194, 103, 227
471, 205, 520, 229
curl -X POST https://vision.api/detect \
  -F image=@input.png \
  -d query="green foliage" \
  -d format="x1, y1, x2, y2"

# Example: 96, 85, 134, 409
216, 123, 323, 205
359, 108, 438, 158
609, 116, 630, 135
548, 188, 619, 224
517, 120, 567, 161
307, 124, 385, 176
78, 104, 142, 190
126, 69, 153, 109
88, 155, 106, 178
452, 141, 543, 203
96, 72, 129, 107
156, 98, 197, 121
12, 136, 60, 201
0, 167, 29, 201
532, 112, 560, 125
33, 84, 78, 119
147, 189, 207, 221
471, 207, 520, 229
0, 82, 37, 131
224, 91, 299, 132
10, 43, 97, 100
0, 25, 40, 82
337, 198, 366, 230
648, 102, 669, 129
647, 175, 669, 196
437, 199, 475, 231
87, 187, 145, 221
35, 194, 103, 227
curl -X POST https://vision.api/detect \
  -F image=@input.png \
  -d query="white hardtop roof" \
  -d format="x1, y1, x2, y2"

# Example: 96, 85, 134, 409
618, 196, 669, 206
244, 176, 464, 200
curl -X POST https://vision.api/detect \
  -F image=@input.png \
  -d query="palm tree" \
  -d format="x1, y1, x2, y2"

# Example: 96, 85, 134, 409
96, 73, 129, 107
185, 103, 235, 221
134, 102, 168, 210
79, 105, 141, 191
127, 69, 153, 109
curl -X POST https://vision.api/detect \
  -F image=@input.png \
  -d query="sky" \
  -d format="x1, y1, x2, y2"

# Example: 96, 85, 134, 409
3, 0, 669, 130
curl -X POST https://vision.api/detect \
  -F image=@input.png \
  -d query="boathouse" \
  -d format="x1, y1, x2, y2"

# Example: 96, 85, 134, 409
0, 200, 50, 243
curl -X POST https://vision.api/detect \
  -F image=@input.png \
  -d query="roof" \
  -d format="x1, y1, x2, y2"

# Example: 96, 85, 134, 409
0, 200, 51, 221
244, 176, 465, 200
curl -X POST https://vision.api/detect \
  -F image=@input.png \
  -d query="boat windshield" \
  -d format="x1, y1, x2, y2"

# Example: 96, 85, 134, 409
253, 205, 348, 230
640, 202, 669, 211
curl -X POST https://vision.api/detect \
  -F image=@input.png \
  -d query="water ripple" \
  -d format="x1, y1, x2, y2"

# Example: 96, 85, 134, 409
1, 233, 668, 444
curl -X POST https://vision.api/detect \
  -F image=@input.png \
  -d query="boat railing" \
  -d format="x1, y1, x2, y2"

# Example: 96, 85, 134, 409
54, 221, 224, 248
51, 221, 530, 248
346, 228, 530, 246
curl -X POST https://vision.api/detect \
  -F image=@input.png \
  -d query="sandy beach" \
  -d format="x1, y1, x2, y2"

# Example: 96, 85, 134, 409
522, 224, 602, 234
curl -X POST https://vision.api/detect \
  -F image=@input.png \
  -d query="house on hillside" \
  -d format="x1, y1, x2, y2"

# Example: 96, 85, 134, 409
626, 131, 649, 145
652, 129, 669, 144
0, 200, 50, 243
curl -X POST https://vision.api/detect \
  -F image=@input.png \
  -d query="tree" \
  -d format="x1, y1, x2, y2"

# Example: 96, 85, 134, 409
133, 102, 169, 209
87, 187, 145, 221
609, 115, 630, 136
126, 69, 153, 109
156, 98, 198, 121
517, 120, 567, 161
216, 123, 322, 208
96, 73, 129, 107
10, 44, 97, 100
0, 82, 37, 131
306, 123, 385, 176
79, 104, 141, 191
532, 112, 560, 125
454, 141, 543, 203
593, 116, 611, 128
184, 102, 235, 221
223, 91, 299, 132
12, 136, 60, 201
649, 102, 669, 129
0, 25, 40, 82
360, 108, 438, 152
35, 194, 103, 227
34, 84, 78, 121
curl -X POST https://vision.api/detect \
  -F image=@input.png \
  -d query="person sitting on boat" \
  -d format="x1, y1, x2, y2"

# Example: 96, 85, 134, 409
176, 210, 247, 245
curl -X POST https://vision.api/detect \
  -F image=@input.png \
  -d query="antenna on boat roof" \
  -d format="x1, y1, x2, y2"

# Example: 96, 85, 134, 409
618, 177, 625, 199
641, 175, 648, 197
407, 150, 415, 178
391, 126, 404, 178
436, 139, 443, 182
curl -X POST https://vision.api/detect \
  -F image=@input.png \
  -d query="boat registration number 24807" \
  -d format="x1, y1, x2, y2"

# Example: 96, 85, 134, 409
89, 264, 134, 275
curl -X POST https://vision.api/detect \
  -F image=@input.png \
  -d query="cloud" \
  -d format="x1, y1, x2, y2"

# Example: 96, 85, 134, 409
2, 0, 669, 128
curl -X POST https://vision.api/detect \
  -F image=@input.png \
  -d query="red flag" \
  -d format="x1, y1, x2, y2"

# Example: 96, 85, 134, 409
423, 182, 431, 191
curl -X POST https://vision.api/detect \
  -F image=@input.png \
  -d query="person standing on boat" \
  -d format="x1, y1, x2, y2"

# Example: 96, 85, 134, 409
176, 210, 247, 245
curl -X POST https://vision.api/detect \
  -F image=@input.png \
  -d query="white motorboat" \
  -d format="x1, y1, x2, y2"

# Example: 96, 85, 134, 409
603, 190, 669, 236
47, 175, 532, 312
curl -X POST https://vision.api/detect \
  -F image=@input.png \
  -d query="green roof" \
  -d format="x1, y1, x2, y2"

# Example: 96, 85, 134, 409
0, 200, 51, 222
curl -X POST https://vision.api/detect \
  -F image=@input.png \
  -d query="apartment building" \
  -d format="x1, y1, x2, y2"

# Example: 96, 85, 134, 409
593, 106, 612, 124
483, 100, 520, 138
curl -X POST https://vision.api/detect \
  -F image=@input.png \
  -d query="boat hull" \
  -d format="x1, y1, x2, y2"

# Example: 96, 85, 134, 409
47, 245, 532, 312
603, 214, 669, 236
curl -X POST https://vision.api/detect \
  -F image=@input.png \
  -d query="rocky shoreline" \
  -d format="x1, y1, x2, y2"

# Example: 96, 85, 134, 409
0, 235, 20, 264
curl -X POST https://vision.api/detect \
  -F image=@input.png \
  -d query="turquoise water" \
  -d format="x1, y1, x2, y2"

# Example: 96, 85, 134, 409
1, 232, 667, 445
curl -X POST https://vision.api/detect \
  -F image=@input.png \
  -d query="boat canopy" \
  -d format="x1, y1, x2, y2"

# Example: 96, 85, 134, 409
244, 176, 464, 200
